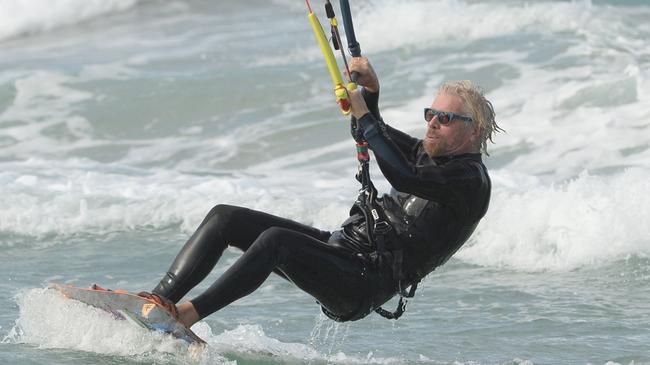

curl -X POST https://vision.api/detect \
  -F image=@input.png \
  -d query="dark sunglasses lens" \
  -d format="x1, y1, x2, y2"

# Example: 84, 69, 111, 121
425, 109, 454, 124
438, 112, 451, 124
424, 109, 434, 122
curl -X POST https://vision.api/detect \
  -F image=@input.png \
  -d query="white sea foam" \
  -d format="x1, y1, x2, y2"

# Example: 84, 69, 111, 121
3, 288, 423, 364
458, 168, 650, 272
260, 0, 617, 66
0, 0, 142, 41
484, 56, 650, 179
3, 288, 199, 358
0, 158, 352, 240
0, 70, 103, 160
354, 0, 650, 53
265, 0, 583, 63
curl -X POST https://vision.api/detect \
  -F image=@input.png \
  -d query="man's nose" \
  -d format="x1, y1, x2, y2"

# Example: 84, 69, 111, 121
427, 116, 440, 129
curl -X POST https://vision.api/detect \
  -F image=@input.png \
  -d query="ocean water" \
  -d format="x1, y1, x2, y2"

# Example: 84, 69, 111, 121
1, 0, 649, 364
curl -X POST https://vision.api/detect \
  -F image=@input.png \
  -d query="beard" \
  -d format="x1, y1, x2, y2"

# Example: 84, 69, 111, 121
423, 136, 447, 157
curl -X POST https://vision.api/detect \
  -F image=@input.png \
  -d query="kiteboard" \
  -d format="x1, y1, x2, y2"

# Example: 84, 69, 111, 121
50, 283, 205, 346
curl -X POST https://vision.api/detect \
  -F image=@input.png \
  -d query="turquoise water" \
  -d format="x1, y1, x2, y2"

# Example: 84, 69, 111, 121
1, 0, 650, 364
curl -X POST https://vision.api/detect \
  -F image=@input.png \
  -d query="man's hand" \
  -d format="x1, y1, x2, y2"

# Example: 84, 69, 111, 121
348, 88, 370, 120
349, 57, 379, 93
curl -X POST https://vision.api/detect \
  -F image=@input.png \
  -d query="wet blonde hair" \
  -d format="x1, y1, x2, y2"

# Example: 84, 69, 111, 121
439, 80, 503, 155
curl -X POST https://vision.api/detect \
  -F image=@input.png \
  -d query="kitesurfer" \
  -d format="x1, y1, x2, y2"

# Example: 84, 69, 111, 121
139, 57, 502, 328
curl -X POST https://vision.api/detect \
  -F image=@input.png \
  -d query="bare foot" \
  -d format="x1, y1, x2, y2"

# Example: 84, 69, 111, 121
177, 302, 200, 328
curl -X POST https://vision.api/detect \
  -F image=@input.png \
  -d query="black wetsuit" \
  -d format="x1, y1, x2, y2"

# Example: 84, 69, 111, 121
152, 89, 491, 322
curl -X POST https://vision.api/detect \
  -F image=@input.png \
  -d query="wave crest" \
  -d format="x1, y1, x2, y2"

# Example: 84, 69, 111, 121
0, 0, 141, 41
458, 168, 650, 271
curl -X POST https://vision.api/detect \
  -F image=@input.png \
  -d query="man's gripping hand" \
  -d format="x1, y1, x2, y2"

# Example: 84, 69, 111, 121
349, 57, 379, 93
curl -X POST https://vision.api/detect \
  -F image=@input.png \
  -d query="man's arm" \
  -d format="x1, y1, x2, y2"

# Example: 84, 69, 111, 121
357, 113, 482, 203
383, 124, 420, 162
353, 88, 420, 159
360, 87, 381, 121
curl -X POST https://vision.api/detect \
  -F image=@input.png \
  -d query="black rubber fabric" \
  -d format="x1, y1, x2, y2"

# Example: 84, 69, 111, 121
152, 204, 394, 321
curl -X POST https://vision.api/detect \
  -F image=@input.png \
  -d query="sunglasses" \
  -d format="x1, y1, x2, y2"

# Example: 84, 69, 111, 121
424, 108, 474, 125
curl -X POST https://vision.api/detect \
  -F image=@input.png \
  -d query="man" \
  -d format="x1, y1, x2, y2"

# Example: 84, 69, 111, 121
139, 57, 501, 328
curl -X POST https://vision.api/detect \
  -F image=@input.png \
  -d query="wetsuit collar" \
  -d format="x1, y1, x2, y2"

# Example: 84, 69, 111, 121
431, 152, 482, 164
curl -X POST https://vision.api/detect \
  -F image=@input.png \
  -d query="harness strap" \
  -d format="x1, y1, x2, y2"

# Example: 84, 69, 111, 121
374, 281, 418, 320
353, 148, 420, 320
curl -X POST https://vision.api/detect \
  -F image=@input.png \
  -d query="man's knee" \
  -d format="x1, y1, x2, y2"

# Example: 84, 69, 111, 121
250, 226, 293, 254
206, 204, 238, 220
256, 226, 286, 244
202, 204, 245, 230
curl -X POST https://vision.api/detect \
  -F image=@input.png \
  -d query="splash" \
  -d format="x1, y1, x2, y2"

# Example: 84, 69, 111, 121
2, 288, 212, 362
458, 169, 650, 271
3, 288, 426, 364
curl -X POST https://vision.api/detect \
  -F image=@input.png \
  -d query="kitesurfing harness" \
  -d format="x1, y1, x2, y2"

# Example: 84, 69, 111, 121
305, 0, 418, 320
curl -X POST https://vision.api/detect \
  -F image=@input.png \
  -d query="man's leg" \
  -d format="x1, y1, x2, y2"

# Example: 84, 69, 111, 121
152, 204, 331, 303
186, 227, 394, 325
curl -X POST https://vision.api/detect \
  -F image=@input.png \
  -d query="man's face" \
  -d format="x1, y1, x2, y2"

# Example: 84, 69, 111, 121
423, 93, 479, 157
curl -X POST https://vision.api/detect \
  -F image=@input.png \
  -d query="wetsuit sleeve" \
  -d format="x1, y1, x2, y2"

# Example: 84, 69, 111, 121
350, 87, 381, 128
352, 88, 420, 158
357, 113, 481, 203
383, 124, 420, 161
361, 87, 381, 121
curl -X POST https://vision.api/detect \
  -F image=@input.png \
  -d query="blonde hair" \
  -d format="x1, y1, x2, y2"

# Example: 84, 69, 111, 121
439, 80, 503, 155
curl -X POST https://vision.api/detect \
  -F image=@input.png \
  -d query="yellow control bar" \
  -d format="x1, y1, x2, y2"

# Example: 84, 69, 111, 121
307, 9, 352, 115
